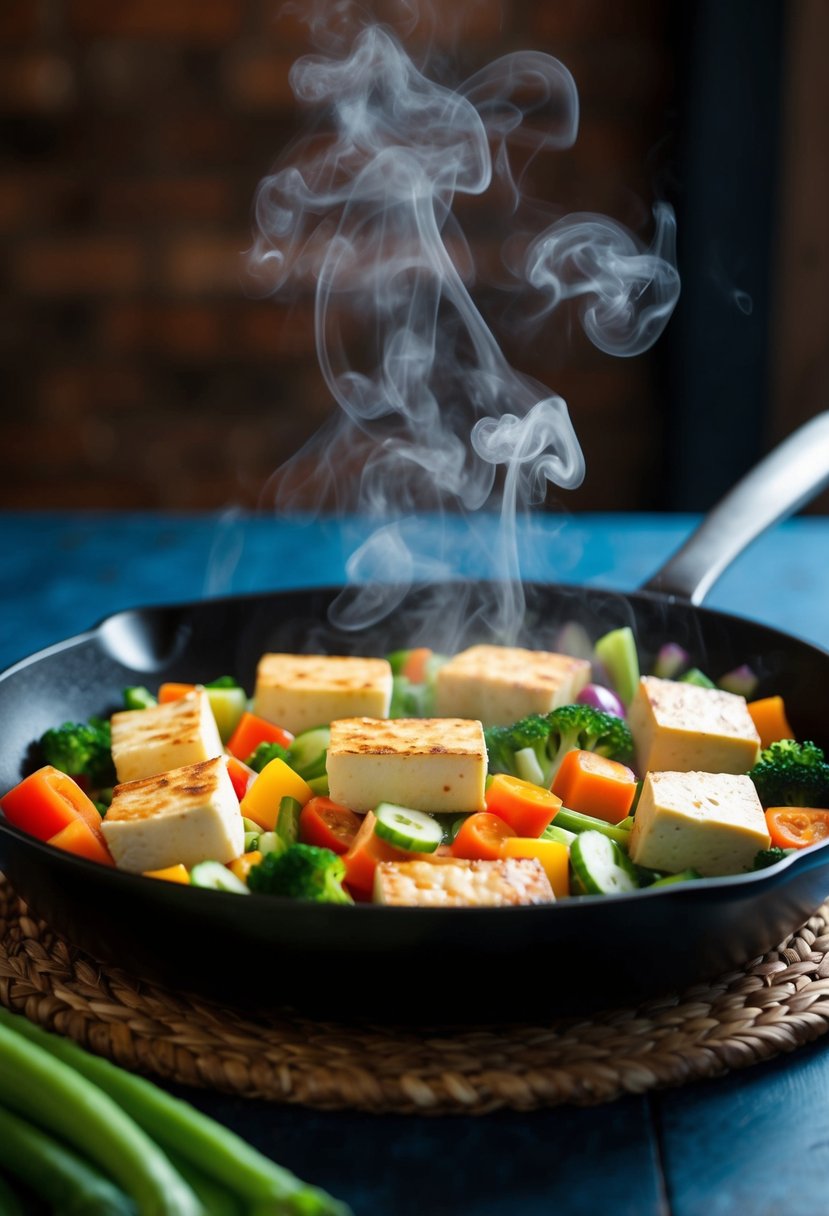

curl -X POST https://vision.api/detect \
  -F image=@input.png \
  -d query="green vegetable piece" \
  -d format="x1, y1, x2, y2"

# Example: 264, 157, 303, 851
679, 667, 715, 689
306, 773, 330, 796
748, 739, 829, 808
648, 868, 702, 887
593, 626, 640, 707
123, 686, 157, 710
570, 830, 640, 895
287, 727, 331, 782
753, 846, 795, 871
374, 803, 442, 853
384, 649, 410, 676
39, 719, 116, 790
540, 822, 577, 847
0, 1008, 352, 1216
189, 861, 249, 894
257, 831, 281, 856
485, 705, 633, 787
205, 686, 247, 744
246, 741, 291, 773
248, 844, 353, 904
167, 1151, 243, 1216
388, 675, 434, 718
0, 1015, 203, 1216
276, 796, 302, 850
0, 1102, 135, 1216
550, 806, 632, 847
204, 676, 241, 689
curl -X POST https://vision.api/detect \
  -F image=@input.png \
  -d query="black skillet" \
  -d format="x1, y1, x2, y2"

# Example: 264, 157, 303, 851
1, 416, 828, 1022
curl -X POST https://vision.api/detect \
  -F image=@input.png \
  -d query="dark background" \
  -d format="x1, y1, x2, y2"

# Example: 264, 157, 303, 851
0, 0, 826, 513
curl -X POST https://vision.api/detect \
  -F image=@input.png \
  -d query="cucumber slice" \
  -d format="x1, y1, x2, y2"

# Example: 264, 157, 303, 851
288, 727, 330, 781
570, 830, 640, 895
276, 796, 302, 850
649, 868, 702, 888
374, 803, 442, 853
189, 861, 250, 894
205, 686, 247, 743
258, 831, 281, 856
593, 626, 640, 706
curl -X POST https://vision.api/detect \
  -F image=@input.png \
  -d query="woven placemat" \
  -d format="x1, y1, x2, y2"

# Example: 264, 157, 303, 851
3, 876, 829, 1115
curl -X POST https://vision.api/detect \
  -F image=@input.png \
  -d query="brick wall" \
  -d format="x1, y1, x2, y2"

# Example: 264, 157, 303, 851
0, 0, 676, 511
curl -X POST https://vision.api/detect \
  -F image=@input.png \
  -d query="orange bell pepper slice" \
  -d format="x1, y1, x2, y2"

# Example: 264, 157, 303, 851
226, 712, 294, 762
343, 811, 410, 894
501, 836, 570, 898
143, 863, 191, 884
157, 682, 197, 703
766, 807, 829, 850
551, 750, 637, 825
450, 812, 516, 861
485, 774, 562, 837
47, 818, 114, 866
1, 765, 104, 842
747, 696, 794, 750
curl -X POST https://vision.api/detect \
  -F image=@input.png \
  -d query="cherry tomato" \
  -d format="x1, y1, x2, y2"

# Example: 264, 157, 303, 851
300, 797, 361, 854
766, 807, 829, 849
451, 812, 516, 861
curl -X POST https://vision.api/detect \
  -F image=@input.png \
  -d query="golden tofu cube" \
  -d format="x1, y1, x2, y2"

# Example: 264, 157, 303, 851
110, 689, 224, 784
326, 717, 487, 813
628, 676, 761, 776
435, 644, 590, 726
628, 770, 771, 877
252, 653, 392, 734
102, 756, 244, 874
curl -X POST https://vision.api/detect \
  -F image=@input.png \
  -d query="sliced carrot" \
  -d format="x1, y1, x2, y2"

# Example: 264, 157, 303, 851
343, 811, 410, 893
227, 850, 263, 883
143, 863, 191, 884
225, 755, 256, 801
226, 712, 294, 762
300, 798, 361, 854
157, 682, 197, 703
1, 766, 104, 842
551, 749, 637, 825
401, 647, 433, 683
47, 818, 114, 866
451, 812, 516, 861
239, 758, 313, 830
748, 696, 794, 749
485, 774, 562, 838
502, 837, 569, 898
766, 807, 829, 850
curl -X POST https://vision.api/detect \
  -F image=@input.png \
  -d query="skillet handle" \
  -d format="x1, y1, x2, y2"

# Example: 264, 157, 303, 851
642, 411, 829, 604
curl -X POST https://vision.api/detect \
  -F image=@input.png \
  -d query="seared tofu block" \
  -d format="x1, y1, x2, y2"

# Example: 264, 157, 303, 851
327, 717, 487, 813
628, 676, 761, 776
628, 770, 770, 877
374, 856, 555, 906
435, 644, 590, 726
101, 756, 244, 874
252, 653, 392, 734
111, 689, 224, 784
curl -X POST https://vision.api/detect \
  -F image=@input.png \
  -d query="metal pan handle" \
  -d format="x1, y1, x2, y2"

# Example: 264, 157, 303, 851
642, 411, 829, 604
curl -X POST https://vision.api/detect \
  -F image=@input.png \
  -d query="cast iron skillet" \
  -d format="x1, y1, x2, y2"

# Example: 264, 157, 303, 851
1, 417, 828, 1023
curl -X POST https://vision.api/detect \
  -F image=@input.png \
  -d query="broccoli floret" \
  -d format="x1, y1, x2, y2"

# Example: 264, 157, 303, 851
39, 718, 115, 789
245, 741, 291, 773
247, 843, 353, 903
753, 846, 795, 871
747, 739, 829, 808
485, 704, 633, 786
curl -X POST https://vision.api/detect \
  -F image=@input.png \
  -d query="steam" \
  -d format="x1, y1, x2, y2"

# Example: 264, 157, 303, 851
249, 20, 679, 642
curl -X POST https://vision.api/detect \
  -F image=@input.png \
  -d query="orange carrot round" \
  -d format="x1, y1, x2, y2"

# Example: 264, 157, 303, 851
47, 817, 114, 866
551, 749, 637, 825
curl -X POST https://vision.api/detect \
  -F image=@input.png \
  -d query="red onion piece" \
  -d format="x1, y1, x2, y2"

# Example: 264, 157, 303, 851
577, 682, 626, 718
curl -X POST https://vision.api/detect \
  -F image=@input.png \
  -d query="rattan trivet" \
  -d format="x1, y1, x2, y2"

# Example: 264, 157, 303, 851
3, 877, 829, 1114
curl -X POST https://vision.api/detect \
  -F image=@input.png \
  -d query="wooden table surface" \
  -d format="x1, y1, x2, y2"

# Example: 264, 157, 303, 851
1, 509, 828, 1216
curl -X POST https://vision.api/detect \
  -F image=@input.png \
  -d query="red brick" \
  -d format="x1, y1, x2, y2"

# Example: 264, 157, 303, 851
0, 52, 75, 112
162, 234, 253, 295
97, 177, 238, 225
69, 0, 243, 44
224, 49, 296, 110
14, 238, 145, 295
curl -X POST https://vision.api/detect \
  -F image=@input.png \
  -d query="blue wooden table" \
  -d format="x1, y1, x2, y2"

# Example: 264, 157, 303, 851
1, 509, 828, 1216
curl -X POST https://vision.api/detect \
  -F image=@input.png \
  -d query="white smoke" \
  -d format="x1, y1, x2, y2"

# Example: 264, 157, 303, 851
249, 18, 679, 641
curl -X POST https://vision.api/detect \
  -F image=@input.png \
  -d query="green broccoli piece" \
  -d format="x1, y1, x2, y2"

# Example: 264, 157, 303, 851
485, 704, 633, 786
247, 843, 353, 903
753, 846, 795, 870
39, 719, 115, 789
245, 741, 291, 773
747, 739, 829, 808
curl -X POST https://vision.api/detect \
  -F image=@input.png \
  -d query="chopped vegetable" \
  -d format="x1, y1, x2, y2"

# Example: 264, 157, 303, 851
651, 642, 690, 680
748, 739, 829, 808
239, 757, 313, 830
765, 807, 829, 850
245, 741, 291, 773
648, 868, 702, 887
299, 797, 360, 854
248, 843, 353, 903
189, 860, 250, 893
343, 811, 410, 893
484, 773, 562, 838
570, 830, 639, 895
123, 685, 157, 710
678, 667, 715, 689
287, 727, 331, 782
576, 683, 626, 718
747, 695, 795, 749
225, 755, 255, 800
39, 719, 115, 789
593, 625, 640, 706
374, 803, 443, 853
227, 850, 263, 883
1, 765, 104, 842
143, 863, 190, 883
158, 681, 197, 702
551, 749, 637, 825
501, 836, 570, 897
485, 704, 633, 787
227, 712, 294, 763
544, 805, 633, 847
451, 812, 516, 861
718, 664, 759, 699
753, 846, 795, 870
47, 817, 115, 866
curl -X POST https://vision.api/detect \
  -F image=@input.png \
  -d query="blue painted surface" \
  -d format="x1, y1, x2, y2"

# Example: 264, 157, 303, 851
1, 508, 828, 1215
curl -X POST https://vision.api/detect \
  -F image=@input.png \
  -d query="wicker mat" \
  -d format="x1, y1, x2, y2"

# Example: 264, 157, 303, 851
3, 877, 829, 1115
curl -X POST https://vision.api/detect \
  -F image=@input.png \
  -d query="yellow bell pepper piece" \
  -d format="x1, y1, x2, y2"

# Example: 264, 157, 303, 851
501, 837, 570, 898
240, 758, 313, 830
143, 863, 190, 884
228, 850, 263, 883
